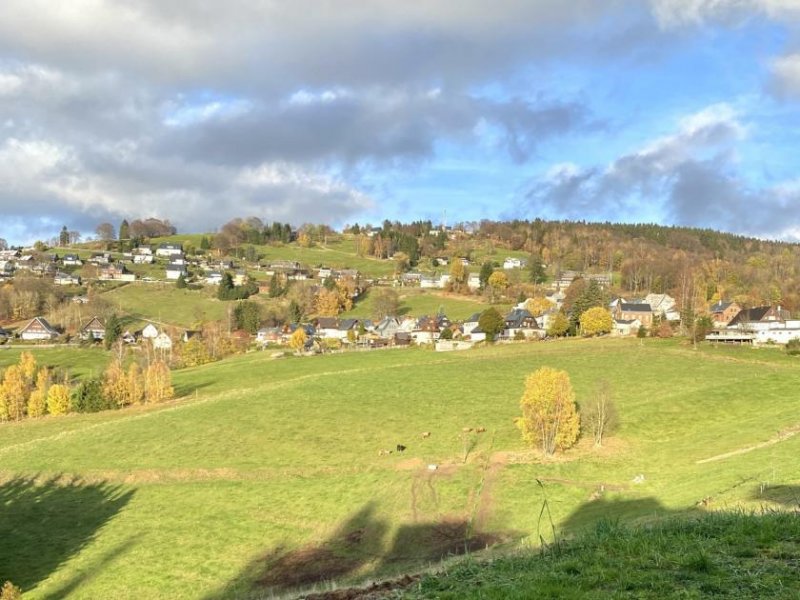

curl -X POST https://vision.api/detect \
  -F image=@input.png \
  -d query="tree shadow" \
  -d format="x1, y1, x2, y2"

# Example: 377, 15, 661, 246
559, 496, 676, 535
748, 484, 800, 510
205, 501, 516, 598
0, 475, 135, 592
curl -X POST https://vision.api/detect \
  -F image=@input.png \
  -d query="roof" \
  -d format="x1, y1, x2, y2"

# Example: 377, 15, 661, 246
21, 316, 58, 334
728, 306, 790, 326
81, 316, 105, 331
710, 301, 733, 312
465, 312, 483, 323
619, 303, 652, 313
316, 317, 339, 329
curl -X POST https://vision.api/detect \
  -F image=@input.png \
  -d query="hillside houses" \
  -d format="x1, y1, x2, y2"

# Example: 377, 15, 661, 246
18, 317, 59, 341
706, 305, 800, 346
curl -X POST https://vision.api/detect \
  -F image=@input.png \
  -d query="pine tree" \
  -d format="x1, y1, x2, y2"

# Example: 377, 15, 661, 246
119, 219, 130, 240
104, 314, 122, 350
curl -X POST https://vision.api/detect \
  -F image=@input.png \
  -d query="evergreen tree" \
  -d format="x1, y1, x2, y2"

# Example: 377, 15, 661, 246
59, 226, 69, 246
268, 273, 282, 298
175, 273, 187, 289
104, 314, 122, 350
479, 262, 494, 289
119, 219, 130, 240
528, 257, 546, 284
288, 299, 303, 324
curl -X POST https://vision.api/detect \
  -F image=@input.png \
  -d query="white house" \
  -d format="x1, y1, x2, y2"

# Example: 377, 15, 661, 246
155, 243, 184, 257
54, 272, 81, 286
62, 254, 83, 266
133, 253, 155, 264
166, 263, 188, 280
205, 272, 223, 285
503, 257, 525, 269
467, 274, 481, 291
141, 324, 159, 339
19, 316, 59, 341
153, 332, 173, 351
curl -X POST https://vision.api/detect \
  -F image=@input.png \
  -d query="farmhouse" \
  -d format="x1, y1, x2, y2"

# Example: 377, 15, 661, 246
141, 324, 159, 339
54, 271, 81, 286
504, 308, 539, 338
100, 264, 136, 281
80, 316, 106, 340
155, 243, 184, 257
709, 300, 741, 327
166, 263, 188, 280
503, 257, 526, 269
19, 316, 59, 341
374, 316, 401, 339
613, 318, 642, 336
62, 254, 83, 266
614, 303, 653, 328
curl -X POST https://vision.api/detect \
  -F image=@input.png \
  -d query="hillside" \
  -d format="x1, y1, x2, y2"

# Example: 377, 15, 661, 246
2, 339, 800, 598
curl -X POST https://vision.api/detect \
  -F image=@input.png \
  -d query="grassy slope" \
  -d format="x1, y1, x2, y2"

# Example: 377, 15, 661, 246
1, 340, 800, 598
405, 512, 800, 599
343, 288, 512, 321
101, 283, 229, 328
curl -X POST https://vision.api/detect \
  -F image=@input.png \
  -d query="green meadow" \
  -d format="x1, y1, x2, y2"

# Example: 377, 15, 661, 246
101, 283, 229, 328
342, 288, 511, 321
1, 339, 799, 598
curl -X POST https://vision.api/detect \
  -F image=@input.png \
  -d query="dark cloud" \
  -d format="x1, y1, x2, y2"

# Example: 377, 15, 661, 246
519, 103, 800, 238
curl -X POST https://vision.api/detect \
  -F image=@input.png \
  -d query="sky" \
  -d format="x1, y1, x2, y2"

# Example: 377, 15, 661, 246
1, 0, 799, 244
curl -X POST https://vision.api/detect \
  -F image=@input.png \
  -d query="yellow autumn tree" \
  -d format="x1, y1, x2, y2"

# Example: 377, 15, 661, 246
126, 363, 145, 405
145, 361, 174, 404
449, 260, 467, 291
315, 288, 342, 316
579, 307, 614, 337
526, 296, 554, 317
289, 327, 308, 354
27, 368, 50, 418
18, 351, 37, 386
1, 365, 29, 421
102, 361, 129, 407
487, 271, 509, 302
46, 384, 71, 415
517, 367, 580, 456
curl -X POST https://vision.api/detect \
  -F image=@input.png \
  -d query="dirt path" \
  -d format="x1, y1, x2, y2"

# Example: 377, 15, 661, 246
696, 425, 800, 464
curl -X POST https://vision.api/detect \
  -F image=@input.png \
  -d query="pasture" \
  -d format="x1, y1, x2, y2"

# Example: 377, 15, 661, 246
1, 339, 799, 598
342, 288, 511, 321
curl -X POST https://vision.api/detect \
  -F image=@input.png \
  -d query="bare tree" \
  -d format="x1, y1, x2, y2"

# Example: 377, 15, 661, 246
95, 222, 116, 241
581, 379, 618, 447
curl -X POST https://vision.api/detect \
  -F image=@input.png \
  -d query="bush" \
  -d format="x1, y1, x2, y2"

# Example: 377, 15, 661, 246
637, 325, 648, 338
71, 378, 116, 413
787, 338, 800, 356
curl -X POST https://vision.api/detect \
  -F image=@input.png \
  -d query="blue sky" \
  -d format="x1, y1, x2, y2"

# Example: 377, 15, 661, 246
0, 1, 798, 244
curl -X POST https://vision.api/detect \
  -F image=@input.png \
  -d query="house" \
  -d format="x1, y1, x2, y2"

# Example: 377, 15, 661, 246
643, 293, 680, 321
614, 303, 653, 328
205, 272, 223, 285
233, 270, 248, 286
141, 324, 159, 339
503, 257, 526, 269
412, 315, 450, 344
80, 316, 106, 340
100, 264, 136, 282
121, 330, 137, 344
54, 271, 81, 286
467, 274, 481, 291
165, 263, 188, 280
613, 318, 642, 336
463, 312, 483, 337
504, 308, 539, 338
135, 246, 153, 256
317, 267, 333, 279
0, 327, 11, 341
170, 254, 187, 266
182, 330, 201, 342
155, 243, 183, 257
374, 316, 401, 339
89, 252, 111, 265
256, 327, 282, 345
0, 261, 14, 278
0, 249, 20, 261
19, 316, 59, 341
316, 317, 342, 339
62, 254, 83, 266
728, 306, 790, 328
133, 253, 155, 264
709, 301, 742, 327
153, 332, 173, 351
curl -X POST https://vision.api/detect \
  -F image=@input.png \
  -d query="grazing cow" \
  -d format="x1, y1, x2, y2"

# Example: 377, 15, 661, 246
378, 449, 393, 456
396, 444, 407, 453
475, 427, 486, 433
421, 432, 431, 439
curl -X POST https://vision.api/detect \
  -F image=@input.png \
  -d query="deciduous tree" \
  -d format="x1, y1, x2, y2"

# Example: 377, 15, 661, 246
27, 368, 50, 418
289, 327, 308, 354
145, 361, 174, 403
517, 367, 580, 456
46, 384, 71, 415
579, 307, 613, 336
581, 379, 617, 447
478, 307, 505, 342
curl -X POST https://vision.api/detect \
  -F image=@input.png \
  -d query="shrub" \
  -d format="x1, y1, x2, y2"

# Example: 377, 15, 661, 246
787, 338, 800, 356
517, 367, 580, 455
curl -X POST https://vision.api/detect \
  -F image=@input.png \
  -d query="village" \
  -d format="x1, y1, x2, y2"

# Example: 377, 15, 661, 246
1, 237, 797, 354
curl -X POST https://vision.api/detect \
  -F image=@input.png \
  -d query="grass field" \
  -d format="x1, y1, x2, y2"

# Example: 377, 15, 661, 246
101, 283, 230, 329
2, 339, 800, 598
343, 288, 512, 321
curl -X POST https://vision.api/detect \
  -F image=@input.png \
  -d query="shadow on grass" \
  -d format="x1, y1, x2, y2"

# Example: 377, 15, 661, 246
748, 484, 800, 509
0, 475, 135, 593
560, 497, 673, 534
205, 501, 515, 598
